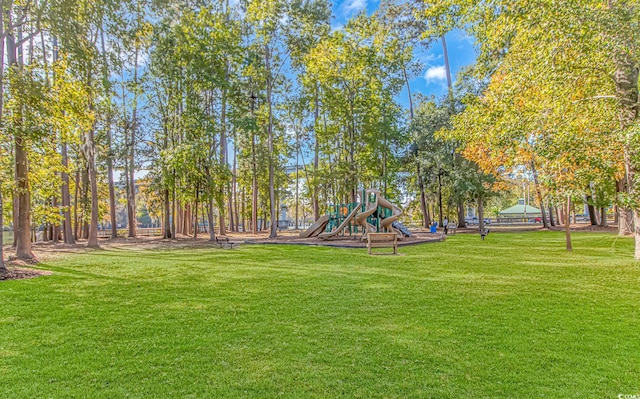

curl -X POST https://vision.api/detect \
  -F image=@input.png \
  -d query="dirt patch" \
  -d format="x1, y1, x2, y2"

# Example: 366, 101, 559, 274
0, 266, 52, 281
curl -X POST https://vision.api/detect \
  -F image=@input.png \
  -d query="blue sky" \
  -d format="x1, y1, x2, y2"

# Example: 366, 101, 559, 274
331, 0, 478, 107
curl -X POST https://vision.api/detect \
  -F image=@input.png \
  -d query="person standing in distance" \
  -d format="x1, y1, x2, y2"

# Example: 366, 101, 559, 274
443, 217, 449, 235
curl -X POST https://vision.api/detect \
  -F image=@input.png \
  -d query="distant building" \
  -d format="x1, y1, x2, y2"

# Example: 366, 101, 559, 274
499, 199, 542, 221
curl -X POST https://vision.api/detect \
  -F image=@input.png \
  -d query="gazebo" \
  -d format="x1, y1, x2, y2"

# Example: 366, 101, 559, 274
498, 199, 541, 222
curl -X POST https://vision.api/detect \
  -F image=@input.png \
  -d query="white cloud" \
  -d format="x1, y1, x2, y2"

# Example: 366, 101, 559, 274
421, 52, 442, 64
342, 0, 367, 13
457, 31, 475, 45
424, 65, 447, 83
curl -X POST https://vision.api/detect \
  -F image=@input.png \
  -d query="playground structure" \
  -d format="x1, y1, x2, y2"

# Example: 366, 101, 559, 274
300, 188, 411, 241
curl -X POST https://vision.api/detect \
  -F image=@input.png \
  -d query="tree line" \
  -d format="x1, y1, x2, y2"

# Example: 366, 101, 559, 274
0, 0, 421, 269
1, 0, 639, 275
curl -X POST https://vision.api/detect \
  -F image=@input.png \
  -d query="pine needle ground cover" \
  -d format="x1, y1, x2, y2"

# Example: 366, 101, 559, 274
1, 232, 639, 398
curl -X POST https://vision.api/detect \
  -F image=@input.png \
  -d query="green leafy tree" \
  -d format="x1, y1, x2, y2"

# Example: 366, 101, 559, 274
422, 0, 638, 252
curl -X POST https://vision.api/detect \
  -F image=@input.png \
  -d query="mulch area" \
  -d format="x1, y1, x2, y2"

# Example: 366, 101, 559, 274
0, 265, 52, 281
246, 231, 445, 248
1, 254, 53, 281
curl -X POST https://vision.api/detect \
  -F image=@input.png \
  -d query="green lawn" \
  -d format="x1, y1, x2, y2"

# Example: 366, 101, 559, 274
2, 231, 13, 245
1, 232, 639, 398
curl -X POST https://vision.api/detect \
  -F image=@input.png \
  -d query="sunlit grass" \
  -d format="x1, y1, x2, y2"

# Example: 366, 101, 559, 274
1, 231, 639, 398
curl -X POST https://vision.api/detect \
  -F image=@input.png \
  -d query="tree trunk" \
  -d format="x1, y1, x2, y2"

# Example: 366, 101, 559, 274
530, 161, 549, 228
0, 189, 5, 274
614, 55, 639, 253
105, 127, 117, 240
208, 198, 216, 241
183, 204, 190, 236
312, 85, 320, 221
251, 130, 258, 233
266, 45, 277, 239
12, 192, 17, 248
171, 184, 176, 237
7, 24, 33, 260
457, 200, 465, 229
163, 189, 171, 239
227, 186, 234, 233
51, 37, 74, 244
616, 179, 631, 235
548, 205, 556, 226
263, 208, 268, 231
81, 166, 90, 240
14, 136, 32, 259
0, 5, 5, 272
52, 197, 60, 243
97, 30, 117, 240
565, 195, 572, 251
74, 168, 80, 240
231, 130, 238, 231
241, 187, 246, 232
125, 140, 135, 236
478, 194, 485, 233
86, 127, 100, 248
417, 164, 429, 228
600, 207, 608, 227
127, 150, 136, 237
295, 135, 300, 229
235, 191, 240, 232
219, 79, 228, 236
633, 209, 640, 260
127, 46, 139, 238
227, 185, 234, 232
194, 193, 199, 239
382, 122, 388, 196
585, 197, 598, 226
176, 200, 182, 235
403, 67, 414, 119
558, 205, 564, 225
437, 172, 443, 226
201, 203, 207, 233
441, 34, 453, 102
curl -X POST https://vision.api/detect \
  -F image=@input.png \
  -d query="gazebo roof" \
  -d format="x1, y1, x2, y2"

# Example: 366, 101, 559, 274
499, 204, 542, 215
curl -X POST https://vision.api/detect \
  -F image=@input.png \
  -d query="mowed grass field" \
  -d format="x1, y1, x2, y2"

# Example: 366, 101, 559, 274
1, 232, 639, 398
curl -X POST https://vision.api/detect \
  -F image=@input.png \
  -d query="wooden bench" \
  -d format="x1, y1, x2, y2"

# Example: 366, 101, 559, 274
447, 224, 458, 235
367, 232, 398, 255
215, 236, 235, 249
